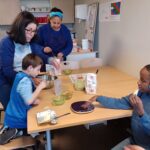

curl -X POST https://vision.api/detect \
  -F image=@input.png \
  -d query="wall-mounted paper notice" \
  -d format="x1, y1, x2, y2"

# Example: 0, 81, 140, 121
99, 0, 121, 22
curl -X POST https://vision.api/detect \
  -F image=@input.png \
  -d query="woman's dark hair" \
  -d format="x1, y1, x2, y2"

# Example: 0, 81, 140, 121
22, 53, 43, 70
7, 11, 38, 44
50, 7, 63, 13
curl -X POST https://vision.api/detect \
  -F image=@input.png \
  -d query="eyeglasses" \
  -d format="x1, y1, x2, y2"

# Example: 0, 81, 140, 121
25, 28, 37, 34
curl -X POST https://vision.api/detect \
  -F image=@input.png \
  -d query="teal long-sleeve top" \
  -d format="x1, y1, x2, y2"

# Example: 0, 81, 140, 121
96, 91, 150, 149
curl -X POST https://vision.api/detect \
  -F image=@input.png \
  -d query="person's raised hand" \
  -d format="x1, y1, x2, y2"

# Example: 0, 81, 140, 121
38, 80, 47, 90
57, 52, 64, 61
50, 57, 61, 70
32, 77, 42, 86
33, 98, 40, 105
44, 47, 52, 53
129, 94, 144, 117
82, 95, 98, 109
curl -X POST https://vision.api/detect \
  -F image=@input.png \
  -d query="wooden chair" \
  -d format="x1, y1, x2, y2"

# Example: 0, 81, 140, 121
0, 136, 36, 150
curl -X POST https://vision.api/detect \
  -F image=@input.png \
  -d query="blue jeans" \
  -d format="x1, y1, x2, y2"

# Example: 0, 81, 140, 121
0, 84, 11, 110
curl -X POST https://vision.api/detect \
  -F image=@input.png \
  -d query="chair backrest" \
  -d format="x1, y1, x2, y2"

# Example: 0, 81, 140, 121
80, 58, 102, 68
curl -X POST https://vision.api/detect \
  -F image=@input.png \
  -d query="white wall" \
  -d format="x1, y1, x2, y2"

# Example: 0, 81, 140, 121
99, 0, 150, 77
76, 0, 150, 77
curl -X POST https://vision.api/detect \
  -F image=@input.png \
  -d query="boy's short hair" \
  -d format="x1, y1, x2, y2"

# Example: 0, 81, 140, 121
22, 53, 43, 70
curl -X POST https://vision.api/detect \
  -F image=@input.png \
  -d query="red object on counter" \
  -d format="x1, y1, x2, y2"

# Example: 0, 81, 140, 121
36, 17, 48, 23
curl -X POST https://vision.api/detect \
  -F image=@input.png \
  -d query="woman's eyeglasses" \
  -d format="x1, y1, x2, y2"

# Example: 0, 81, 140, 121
25, 28, 37, 34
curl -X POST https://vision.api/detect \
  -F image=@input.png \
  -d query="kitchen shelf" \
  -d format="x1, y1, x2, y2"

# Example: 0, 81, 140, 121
25, 7, 50, 13
20, 0, 75, 24
20, 0, 50, 24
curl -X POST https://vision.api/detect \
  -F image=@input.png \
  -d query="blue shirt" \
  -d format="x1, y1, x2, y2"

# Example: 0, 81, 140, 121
37, 23, 73, 57
4, 72, 34, 128
0, 36, 49, 86
96, 91, 150, 149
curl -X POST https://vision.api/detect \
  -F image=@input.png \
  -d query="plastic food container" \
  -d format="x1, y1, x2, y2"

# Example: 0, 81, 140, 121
52, 95, 65, 106
74, 79, 85, 91
63, 69, 72, 75
61, 90, 73, 100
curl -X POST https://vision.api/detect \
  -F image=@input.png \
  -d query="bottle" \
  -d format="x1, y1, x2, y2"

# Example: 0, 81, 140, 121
48, 57, 62, 76
54, 79, 62, 96
55, 58, 62, 75
82, 39, 89, 50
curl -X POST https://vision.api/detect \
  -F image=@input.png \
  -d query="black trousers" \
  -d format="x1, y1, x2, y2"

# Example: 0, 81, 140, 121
0, 84, 11, 110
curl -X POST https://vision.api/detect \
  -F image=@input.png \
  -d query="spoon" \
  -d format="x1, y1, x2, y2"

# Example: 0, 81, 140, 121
54, 112, 71, 119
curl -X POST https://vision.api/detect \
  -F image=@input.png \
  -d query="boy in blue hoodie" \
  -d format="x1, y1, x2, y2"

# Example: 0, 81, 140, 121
83, 65, 150, 150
